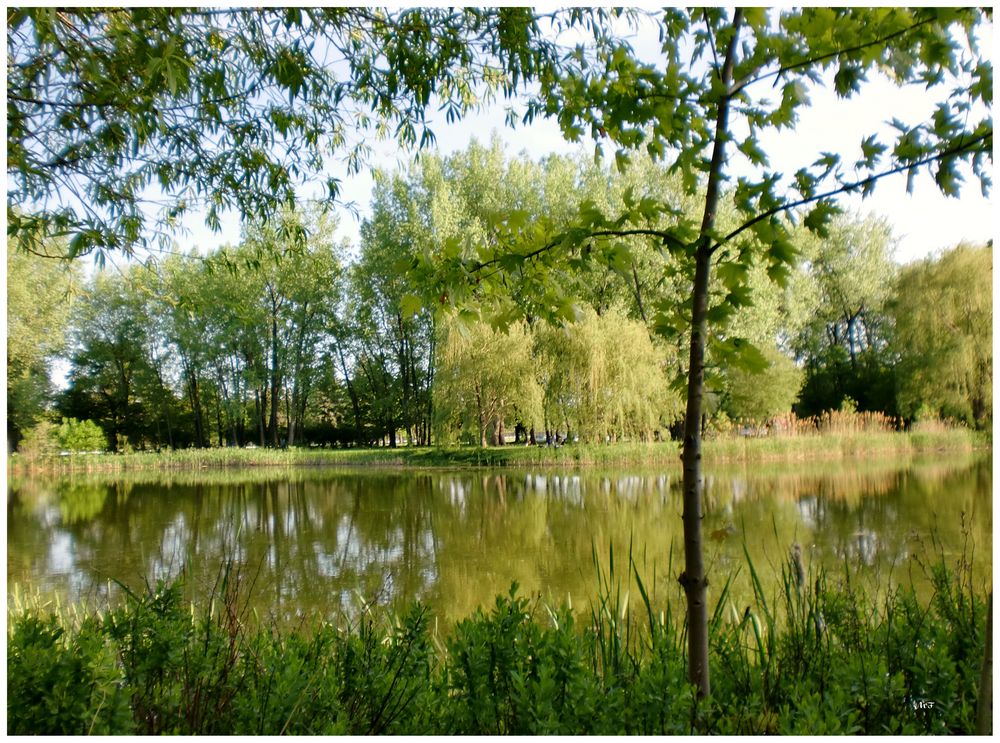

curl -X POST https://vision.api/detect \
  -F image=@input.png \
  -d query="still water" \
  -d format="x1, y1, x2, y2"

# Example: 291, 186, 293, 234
7, 456, 992, 626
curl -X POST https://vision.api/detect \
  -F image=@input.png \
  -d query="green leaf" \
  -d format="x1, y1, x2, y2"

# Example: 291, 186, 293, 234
606, 243, 632, 274
716, 260, 749, 291
833, 63, 864, 97
400, 293, 423, 319
737, 136, 768, 167
715, 337, 768, 374
742, 7, 769, 30
706, 302, 736, 324
858, 135, 887, 168
803, 200, 840, 237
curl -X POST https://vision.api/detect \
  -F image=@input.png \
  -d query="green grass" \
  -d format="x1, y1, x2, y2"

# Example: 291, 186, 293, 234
9, 427, 984, 475
702, 426, 982, 462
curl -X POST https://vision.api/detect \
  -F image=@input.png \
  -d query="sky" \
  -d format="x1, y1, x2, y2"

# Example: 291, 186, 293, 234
176, 9, 993, 268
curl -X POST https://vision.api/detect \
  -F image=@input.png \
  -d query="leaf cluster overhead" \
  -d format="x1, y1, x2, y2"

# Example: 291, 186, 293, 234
6, 7, 560, 259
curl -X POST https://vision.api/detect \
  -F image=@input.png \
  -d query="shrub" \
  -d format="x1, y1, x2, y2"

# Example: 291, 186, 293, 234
16, 420, 59, 458
7, 613, 130, 734
56, 418, 107, 453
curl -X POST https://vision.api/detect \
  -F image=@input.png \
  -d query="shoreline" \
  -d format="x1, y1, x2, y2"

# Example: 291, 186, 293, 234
8, 428, 986, 476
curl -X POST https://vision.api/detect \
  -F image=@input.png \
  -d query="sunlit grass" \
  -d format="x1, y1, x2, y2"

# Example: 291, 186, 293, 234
8, 424, 983, 474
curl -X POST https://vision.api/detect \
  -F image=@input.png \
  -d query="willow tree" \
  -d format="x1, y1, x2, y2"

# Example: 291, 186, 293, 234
433, 317, 542, 447
534, 308, 680, 442
6, 7, 570, 258
420, 8, 992, 696
891, 243, 992, 429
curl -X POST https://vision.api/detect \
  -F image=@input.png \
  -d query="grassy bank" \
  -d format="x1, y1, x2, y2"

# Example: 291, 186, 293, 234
9, 426, 985, 474
8, 550, 989, 735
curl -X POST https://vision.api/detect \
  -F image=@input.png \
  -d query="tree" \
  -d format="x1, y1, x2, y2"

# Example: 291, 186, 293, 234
791, 215, 899, 416
722, 346, 803, 424
59, 270, 158, 450
800, 216, 897, 365
274, 212, 345, 447
534, 308, 681, 442
422, 8, 991, 695
352, 177, 440, 446
434, 316, 542, 446
7, 7, 564, 258
11, 6, 991, 699
241, 210, 322, 447
891, 243, 992, 429
6, 244, 79, 448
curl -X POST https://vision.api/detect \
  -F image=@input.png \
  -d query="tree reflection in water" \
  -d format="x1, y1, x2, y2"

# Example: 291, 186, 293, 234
7, 456, 991, 627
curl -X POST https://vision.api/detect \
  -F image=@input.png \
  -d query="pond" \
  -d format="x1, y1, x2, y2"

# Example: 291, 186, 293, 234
7, 455, 992, 627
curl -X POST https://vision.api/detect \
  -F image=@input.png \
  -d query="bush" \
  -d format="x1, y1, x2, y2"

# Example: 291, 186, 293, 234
7, 613, 130, 734
15, 418, 107, 458
16, 420, 59, 458
56, 418, 107, 453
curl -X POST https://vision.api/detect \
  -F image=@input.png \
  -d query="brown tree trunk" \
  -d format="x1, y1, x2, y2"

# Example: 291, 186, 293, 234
335, 341, 364, 437
475, 383, 486, 447
187, 366, 205, 449
679, 8, 743, 699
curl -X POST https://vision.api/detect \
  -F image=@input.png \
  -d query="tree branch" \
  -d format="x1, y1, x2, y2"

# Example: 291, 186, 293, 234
729, 15, 939, 96
704, 10, 721, 75
713, 131, 993, 250
470, 227, 677, 282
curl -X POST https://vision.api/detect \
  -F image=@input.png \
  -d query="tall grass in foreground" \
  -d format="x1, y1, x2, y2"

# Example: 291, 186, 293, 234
8, 544, 989, 735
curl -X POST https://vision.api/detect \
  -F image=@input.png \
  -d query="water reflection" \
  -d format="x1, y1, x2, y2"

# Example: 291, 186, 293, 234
7, 456, 992, 626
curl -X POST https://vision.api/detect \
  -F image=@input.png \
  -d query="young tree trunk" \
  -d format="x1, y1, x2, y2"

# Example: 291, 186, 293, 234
215, 394, 224, 447
285, 388, 295, 447
424, 328, 436, 446
845, 311, 859, 365
680, 244, 714, 697
255, 387, 266, 447
475, 383, 486, 447
187, 365, 205, 449
630, 262, 648, 324
679, 8, 743, 699
228, 355, 243, 446
396, 314, 414, 446
335, 341, 365, 437
269, 312, 281, 447
154, 364, 175, 449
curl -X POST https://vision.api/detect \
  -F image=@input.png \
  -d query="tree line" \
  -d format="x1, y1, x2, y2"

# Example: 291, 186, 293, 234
8, 142, 991, 453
